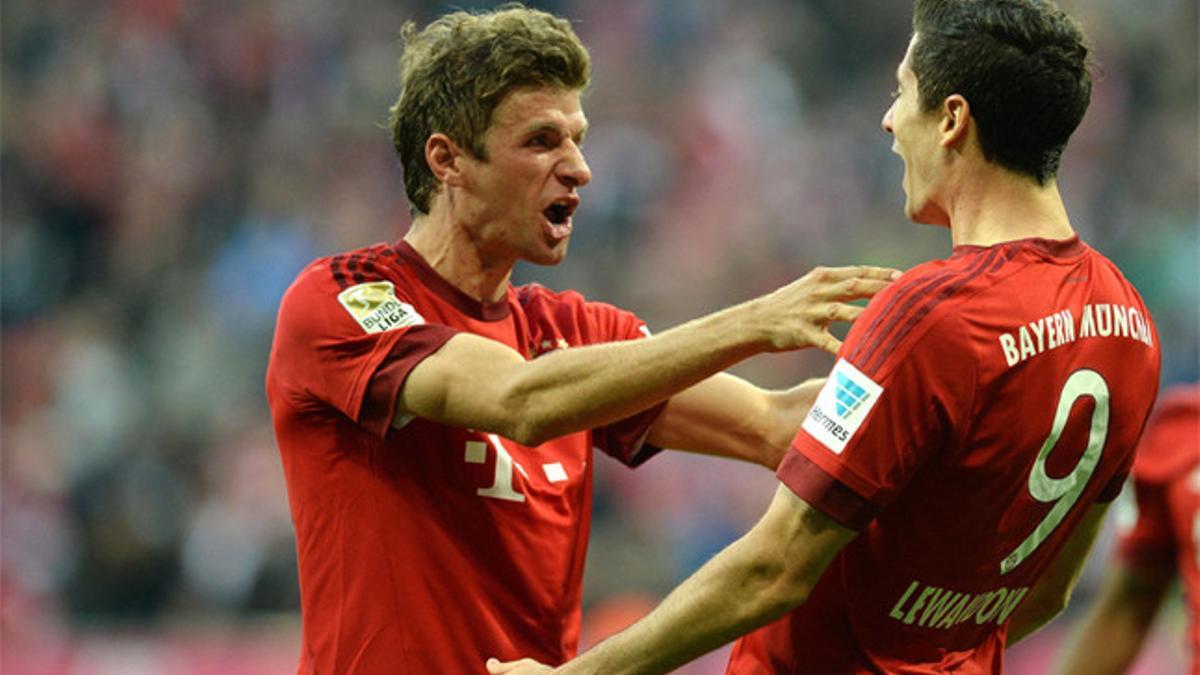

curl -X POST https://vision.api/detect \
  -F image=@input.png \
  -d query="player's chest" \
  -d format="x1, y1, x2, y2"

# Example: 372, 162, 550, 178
413, 296, 580, 362
382, 423, 593, 511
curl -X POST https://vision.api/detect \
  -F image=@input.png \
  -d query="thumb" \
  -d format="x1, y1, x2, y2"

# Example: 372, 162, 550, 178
487, 657, 532, 674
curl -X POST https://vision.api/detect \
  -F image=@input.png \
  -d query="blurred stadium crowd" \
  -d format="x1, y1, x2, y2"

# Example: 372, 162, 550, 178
2, 0, 1196, 672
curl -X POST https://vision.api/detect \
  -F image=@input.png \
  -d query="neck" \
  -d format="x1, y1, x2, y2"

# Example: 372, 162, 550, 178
943, 165, 1075, 248
403, 208, 515, 304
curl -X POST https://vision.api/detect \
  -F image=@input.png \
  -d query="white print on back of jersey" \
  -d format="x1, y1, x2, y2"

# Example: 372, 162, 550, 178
888, 580, 1029, 629
998, 303, 1154, 368
802, 359, 884, 455
337, 281, 424, 334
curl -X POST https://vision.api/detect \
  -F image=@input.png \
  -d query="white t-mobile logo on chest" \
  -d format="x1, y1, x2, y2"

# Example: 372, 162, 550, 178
463, 434, 569, 502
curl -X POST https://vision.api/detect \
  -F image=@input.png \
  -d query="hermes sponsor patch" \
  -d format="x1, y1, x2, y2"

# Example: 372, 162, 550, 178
802, 359, 883, 454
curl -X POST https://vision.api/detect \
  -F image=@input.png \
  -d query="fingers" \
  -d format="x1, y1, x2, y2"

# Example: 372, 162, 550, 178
486, 658, 515, 674
788, 265, 900, 306
814, 331, 842, 355
861, 265, 903, 281
486, 657, 550, 674
830, 277, 894, 301
760, 264, 900, 353
810, 265, 902, 283
825, 303, 865, 323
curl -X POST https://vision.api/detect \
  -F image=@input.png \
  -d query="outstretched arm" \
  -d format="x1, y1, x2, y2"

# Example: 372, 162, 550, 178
399, 266, 894, 445
646, 375, 823, 469
489, 484, 856, 675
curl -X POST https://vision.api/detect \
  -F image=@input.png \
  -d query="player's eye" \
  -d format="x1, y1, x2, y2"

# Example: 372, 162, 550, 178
528, 134, 554, 148
890, 88, 902, 100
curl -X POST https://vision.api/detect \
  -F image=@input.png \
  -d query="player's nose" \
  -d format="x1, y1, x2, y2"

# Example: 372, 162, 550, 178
559, 140, 591, 188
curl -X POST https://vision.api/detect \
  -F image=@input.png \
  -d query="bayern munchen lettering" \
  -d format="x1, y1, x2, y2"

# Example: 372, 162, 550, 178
888, 580, 1030, 630
998, 303, 1152, 368
808, 404, 850, 442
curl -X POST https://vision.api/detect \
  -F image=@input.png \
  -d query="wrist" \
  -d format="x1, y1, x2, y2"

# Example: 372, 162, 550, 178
725, 296, 777, 352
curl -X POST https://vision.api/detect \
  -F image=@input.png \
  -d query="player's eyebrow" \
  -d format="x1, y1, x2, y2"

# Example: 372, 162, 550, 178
522, 119, 589, 142
522, 121, 559, 134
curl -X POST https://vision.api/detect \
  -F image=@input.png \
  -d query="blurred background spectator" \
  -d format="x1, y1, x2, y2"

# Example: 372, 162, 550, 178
2, 1, 1195, 672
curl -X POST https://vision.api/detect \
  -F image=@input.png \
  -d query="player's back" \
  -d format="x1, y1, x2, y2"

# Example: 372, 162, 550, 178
731, 237, 1161, 674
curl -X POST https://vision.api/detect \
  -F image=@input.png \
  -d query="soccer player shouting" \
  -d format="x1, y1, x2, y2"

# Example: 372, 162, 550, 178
265, 5, 895, 674
490, 1, 1162, 673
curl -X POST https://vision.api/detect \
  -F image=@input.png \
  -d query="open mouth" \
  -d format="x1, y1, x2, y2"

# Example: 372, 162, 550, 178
544, 200, 576, 225
542, 198, 578, 242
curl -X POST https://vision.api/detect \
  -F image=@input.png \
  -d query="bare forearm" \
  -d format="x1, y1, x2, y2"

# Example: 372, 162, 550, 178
502, 302, 774, 444
559, 530, 801, 674
554, 488, 855, 675
1051, 565, 1171, 675
404, 265, 896, 443
649, 376, 822, 469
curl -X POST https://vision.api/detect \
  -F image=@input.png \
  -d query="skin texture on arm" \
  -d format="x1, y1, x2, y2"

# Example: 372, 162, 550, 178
398, 266, 894, 446
646, 375, 823, 469
1007, 503, 1111, 645
489, 485, 857, 675
1049, 562, 1173, 675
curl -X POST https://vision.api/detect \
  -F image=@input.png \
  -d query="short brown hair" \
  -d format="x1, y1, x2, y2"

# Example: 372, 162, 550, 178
911, 0, 1092, 184
389, 4, 591, 214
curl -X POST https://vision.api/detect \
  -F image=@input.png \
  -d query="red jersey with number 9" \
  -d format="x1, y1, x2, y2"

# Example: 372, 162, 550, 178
266, 240, 663, 675
729, 236, 1161, 674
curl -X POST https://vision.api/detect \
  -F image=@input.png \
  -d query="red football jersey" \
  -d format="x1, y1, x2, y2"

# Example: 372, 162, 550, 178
1116, 384, 1200, 674
729, 236, 1161, 674
266, 241, 663, 674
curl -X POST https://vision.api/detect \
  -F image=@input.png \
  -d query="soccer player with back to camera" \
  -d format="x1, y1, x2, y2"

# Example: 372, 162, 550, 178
490, 1, 1162, 673
1054, 384, 1199, 675
264, 5, 898, 674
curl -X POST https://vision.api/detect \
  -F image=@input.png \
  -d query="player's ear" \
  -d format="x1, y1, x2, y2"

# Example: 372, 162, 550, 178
940, 94, 970, 149
426, 133, 469, 187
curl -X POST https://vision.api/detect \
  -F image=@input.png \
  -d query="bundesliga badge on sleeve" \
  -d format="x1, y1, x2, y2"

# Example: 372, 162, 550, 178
338, 281, 425, 334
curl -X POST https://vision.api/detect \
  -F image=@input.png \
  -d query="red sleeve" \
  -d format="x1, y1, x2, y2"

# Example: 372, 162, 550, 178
358, 324, 457, 437
1115, 478, 1177, 569
517, 284, 665, 467
269, 262, 456, 438
777, 451, 880, 529
580, 298, 666, 466
1130, 385, 1200, 481
779, 298, 974, 512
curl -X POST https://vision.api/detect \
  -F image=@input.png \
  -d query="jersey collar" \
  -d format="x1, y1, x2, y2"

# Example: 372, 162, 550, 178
393, 240, 512, 321
952, 235, 1085, 260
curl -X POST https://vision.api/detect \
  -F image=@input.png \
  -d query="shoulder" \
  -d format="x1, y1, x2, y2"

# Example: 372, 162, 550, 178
278, 243, 422, 334
283, 243, 418, 305
514, 283, 645, 343
1133, 384, 1200, 481
515, 282, 633, 320
1155, 384, 1200, 417
285, 243, 399, 292
844, 253, 999, 378
515, 282, 587, 309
